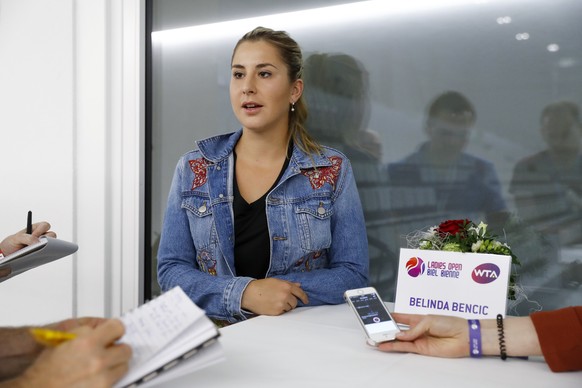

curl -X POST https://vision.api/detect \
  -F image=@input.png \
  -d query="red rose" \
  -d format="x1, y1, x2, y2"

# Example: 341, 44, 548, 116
437, 219, 471, 237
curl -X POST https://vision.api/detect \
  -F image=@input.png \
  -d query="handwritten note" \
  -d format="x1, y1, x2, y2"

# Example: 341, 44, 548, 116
119, 286, 206, 369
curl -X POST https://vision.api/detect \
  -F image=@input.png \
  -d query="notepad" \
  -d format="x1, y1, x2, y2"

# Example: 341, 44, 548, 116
0, 236, 78, 282
114, 286, 224, 388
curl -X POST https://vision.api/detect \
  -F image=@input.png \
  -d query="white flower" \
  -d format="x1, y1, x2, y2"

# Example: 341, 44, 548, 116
477, 221, 488, 234
420, 240, 432, 249
422, 231, 434, 240
472, 240, 483, 252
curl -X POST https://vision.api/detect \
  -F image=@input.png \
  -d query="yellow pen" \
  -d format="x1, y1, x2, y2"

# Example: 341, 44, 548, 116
30, 328, 77, 347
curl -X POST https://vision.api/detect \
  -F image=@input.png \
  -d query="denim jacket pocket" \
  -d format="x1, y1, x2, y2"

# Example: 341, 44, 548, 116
295, 197, 334, 252
181, 193, 216, 249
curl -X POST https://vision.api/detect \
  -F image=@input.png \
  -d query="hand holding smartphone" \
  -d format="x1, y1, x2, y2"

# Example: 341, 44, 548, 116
344, 287, 400, 346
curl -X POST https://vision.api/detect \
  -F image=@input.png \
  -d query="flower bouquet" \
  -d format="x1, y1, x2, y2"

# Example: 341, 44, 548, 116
409, 219, 521, 300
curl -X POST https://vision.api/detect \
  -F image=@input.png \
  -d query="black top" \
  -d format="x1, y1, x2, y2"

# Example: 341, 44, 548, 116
233, 146, 291, 278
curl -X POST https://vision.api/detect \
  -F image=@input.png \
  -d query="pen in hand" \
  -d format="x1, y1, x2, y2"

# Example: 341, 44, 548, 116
26, 211, 32, 234
30, 328, 77, 347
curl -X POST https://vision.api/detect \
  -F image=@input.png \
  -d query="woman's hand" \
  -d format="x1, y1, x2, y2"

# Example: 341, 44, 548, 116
241, 278, 309, 316
377, 313, 469, 358
0, 222, 57, 256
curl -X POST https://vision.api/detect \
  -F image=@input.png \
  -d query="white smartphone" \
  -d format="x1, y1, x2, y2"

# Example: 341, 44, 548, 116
344, 287, 400, 346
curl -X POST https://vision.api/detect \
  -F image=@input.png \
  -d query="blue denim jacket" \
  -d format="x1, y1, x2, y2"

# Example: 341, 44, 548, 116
157, 129, 369, 323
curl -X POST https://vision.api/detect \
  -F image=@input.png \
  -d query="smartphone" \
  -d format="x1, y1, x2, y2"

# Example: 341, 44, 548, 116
344, 287, 400, 346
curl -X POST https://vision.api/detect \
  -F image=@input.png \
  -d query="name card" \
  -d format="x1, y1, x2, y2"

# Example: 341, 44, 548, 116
394, 248, 511, 319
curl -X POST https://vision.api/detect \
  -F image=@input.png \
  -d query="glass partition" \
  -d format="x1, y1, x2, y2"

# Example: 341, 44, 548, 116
149, 0, 582, 314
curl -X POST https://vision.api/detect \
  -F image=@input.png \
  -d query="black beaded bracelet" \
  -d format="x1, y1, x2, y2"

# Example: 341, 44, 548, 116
496, 314, 507, 360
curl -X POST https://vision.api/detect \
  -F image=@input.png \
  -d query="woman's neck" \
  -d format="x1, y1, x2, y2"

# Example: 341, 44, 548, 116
235, 129, 289, 163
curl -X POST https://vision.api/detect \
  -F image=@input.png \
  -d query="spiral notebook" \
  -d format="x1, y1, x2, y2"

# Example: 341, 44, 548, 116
114, 286, 223, 388
0, 236, 78, 282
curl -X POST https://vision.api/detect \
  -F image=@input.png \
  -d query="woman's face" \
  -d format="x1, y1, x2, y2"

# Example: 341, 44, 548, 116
230, 40, 302, 135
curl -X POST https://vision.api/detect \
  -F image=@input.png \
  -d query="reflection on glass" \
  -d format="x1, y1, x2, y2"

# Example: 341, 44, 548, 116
150, 0, 582, 311
384, 91, 510, 301
509, 102, 582, 299
387, 91, 507, 224
303, 52, 395, 295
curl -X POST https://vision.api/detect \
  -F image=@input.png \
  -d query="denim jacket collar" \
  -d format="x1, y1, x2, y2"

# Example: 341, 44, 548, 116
196, 129, 335, 171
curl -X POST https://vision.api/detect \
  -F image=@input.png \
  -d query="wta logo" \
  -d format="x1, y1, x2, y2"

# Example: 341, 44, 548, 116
472, 263, 500, 284
406, 257, 425, 277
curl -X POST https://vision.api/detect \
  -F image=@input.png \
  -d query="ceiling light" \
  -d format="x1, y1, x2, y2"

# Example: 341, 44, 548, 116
559, 58, 576, 68
515, 33, 530, 41
496, 16, 512, 24
153, 0, 503, 45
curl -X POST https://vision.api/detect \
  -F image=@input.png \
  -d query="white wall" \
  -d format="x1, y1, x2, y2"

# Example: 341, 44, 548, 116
0, 0, 144, 326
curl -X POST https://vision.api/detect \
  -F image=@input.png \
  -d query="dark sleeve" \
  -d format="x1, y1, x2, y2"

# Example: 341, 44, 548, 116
530, 306, 582, 372
386, 162, 420, 185
0, 327, 42, 380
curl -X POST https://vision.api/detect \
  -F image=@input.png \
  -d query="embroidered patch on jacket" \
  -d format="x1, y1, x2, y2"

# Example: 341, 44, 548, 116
293, 250, 324, 272
197, 249, 217, 276
301, 156, 342, 190
189, 158, 209, 190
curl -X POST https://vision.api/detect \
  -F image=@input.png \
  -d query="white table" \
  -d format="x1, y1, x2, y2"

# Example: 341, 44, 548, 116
150, 303, 582, 388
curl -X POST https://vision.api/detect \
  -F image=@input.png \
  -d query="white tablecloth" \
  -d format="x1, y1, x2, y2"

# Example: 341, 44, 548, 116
148, 303, 582, 387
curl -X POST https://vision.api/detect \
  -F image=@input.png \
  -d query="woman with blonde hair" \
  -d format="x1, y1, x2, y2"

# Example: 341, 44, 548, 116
158, 27, 369, 324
